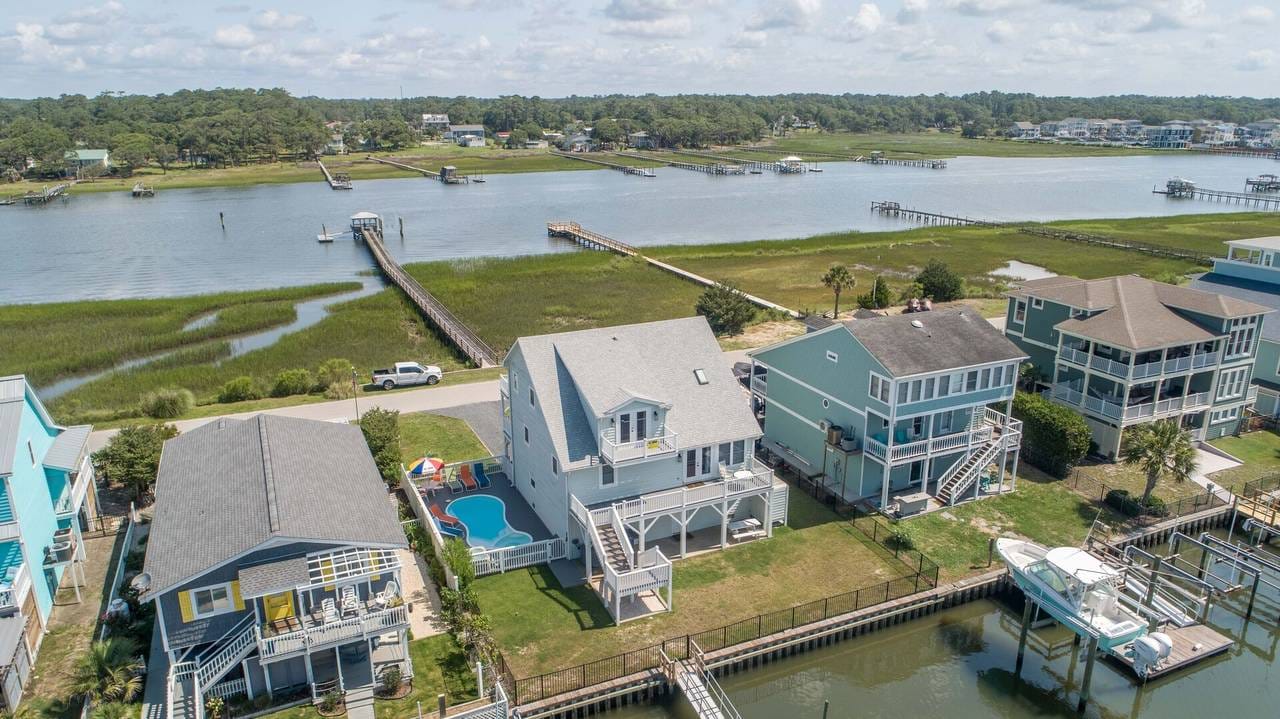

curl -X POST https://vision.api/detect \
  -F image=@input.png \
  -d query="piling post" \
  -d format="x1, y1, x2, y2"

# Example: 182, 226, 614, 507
1246, 571, 1262, 622
400, 217, 405, 239
219, 211, 225, 229
1015, 599, 1033, 675
1077, 636, 1099, 714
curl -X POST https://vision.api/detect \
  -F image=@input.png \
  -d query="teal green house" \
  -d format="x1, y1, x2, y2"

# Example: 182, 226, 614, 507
749, 310, 1026, 514
1189, 237, 1280, 418
1004, 274, 1271, 458
0, 376, 98, 711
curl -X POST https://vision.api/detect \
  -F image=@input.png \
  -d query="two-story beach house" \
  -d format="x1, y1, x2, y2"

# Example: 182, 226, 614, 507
499, 317, 788, 622
0, 376, 97, 711
140, 416, 410, 719
1189, 237, 1280, 417
1005, 275, 1271, 457
748, 310, 1026, 516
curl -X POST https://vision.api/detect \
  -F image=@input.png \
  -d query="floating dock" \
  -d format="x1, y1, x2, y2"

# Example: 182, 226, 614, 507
318, 159, 353, 189
352, 212, 496, 367
1156, 178, 1280, 209
549, 150, 654, 177
1104, 624, 1233, 680
131, 182, 155, 197
23, 183, 69, 205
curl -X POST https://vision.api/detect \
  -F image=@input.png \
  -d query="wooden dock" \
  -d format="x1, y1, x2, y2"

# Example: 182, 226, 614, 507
550, 151, 655, 177
1106, 624, 1233, 680
23, 183, 70, 205
667, 149, 810, 174
1155, 181, 1280, 210
1190, 147, 1280, 161
318, 159, 352, 189
870, 201, 994, 227
613, 152, 745, 175
547, 221, 800, 318
356, 221, 497, 367
739, 146, 947, 169
367, 156, 470, 183
1246, 174, 1280, 192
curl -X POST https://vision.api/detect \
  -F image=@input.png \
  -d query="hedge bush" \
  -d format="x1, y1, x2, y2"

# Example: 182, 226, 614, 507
1012, 391, 1091, 477
217, 376, 260, 404
1105, 488, 1170, 518
138, 388, 193, 419
270, 368, 315, 398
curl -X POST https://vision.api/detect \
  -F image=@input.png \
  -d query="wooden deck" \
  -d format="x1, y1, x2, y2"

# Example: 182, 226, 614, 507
1106, 624, 1233, 680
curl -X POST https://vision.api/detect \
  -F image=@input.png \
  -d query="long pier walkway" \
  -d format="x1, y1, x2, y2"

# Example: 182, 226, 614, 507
318, 159, 352, 190
23, 183, 70, 205
1155, 183, 1280, 210
547, 221, 799, 318
666, 149, 774, 173
550, 151, 655, 177
356, 222, 497, 367
1190, 147, 1280, 160
613, 152, 745, 175
871, 200, 1213, 263
740, 145, 947, 169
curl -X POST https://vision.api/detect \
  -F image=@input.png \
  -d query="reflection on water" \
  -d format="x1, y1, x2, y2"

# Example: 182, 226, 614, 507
606, 531, 1280, 718
3, 154, 1270, 304
990, 260, 1057, 281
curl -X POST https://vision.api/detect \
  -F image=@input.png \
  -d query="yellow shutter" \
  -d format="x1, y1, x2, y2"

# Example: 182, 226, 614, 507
321, 559, 335, 590
178, 591, 194, 623
229, 581, 245, 611
368, 550, 381, 582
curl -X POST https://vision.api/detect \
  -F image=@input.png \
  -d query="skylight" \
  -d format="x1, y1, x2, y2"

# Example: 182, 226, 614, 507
693, 369, 709, 385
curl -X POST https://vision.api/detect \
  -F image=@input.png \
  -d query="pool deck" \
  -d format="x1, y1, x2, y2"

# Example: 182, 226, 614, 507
428, 470, 554, 544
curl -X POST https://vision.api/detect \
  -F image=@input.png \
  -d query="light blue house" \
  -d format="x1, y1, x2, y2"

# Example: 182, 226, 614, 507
749, 310, 1026, 515
1189, 237, 1280, 417
1005, 274, 1270, 457
501, 317, 789, 622
0, 376, 97, 711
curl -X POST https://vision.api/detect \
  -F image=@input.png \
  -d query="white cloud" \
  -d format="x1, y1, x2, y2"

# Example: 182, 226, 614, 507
727, 30, 767, 48
603, 0, 682, 21
252, 11, 314, 32
1237, 49, 1275, 71
943, 0, 1020, 16
985, 19, 1014, 43
212, 24, 257, 49
833, 4, 883, 42
1240, 5, 1274, 23
897, 0, 928, 24
745, 0, 821, 31
604, 15, 692, 38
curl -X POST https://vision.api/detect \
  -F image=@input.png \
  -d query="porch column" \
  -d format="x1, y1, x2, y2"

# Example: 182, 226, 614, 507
400, 630, 413, 677
720, 497, 729, 549
1012, 448, 1020, 488
583, 521, 593, 583
334, 647, 344, 691
679, 508, 688, 557
637, 518, 646, 555
242, 659, 255, 700
305, 653, 316, 700
765, 488, 774, 538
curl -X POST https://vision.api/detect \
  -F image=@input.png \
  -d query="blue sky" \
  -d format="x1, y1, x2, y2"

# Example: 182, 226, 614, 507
1, 1, 1276, 98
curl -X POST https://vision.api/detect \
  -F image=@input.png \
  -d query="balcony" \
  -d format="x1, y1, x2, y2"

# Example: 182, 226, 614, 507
599, 427, 679, 464
1089, 354, 1132, 379
1050, 383, 1211, 422
1061, 347, 1090, 367
256, 602, 408, 661
0, 561, 29, 612
1248, 385, 1260, 404
499, 374, 509, 398
864, 408, 1021, 466
1060, 346, 1220, 381
610, 458, 775, 522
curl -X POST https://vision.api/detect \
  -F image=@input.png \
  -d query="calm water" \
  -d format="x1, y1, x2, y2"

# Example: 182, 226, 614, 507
610, 532, 1280, 719
2, 154, 1273, 304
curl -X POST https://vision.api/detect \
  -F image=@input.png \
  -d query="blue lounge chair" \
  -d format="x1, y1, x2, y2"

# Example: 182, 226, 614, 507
437, 520, 465, 538
473, 463, 491, 488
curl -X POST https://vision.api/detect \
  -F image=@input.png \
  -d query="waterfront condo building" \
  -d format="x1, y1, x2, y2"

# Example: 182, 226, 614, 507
1005, 275, 1270, 458
748, 310, 1026, 515
142, 416, 411, 719
0, 376, 98, 711
500, 317, 788, 622
1188, 237, 1280, 417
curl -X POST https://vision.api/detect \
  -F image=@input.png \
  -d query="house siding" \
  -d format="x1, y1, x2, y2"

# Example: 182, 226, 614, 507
504, 348, 574, 538
11, 394, 66, 624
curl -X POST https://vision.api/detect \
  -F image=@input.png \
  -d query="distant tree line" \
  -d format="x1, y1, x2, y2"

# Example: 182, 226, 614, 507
3, 89, 1279, 176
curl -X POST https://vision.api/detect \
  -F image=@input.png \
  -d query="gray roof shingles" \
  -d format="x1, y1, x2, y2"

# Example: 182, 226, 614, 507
844, 309, 1027, 376
44, 424, 91, 471
510, 317, 762, 471
143, 415, 406, 598
238, 556, 311, 598
1189, 272, 1280, 343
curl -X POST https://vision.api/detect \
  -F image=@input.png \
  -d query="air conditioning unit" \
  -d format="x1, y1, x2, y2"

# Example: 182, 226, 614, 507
818, 419, 830, 432
826, 424, 844, 446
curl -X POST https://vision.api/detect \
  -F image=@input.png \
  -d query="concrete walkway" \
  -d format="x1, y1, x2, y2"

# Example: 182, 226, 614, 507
398, 548, 446, 639
1191, 447, 1241, 502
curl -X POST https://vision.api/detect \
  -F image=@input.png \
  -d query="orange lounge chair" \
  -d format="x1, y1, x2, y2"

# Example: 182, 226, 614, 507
459, 464, 479, 491
430, 503, 460, 526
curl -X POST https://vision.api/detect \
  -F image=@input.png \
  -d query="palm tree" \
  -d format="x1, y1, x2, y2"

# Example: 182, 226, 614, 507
1119, 420, 1198, 505
73, 638, 143, 704
821, 264, 856, 317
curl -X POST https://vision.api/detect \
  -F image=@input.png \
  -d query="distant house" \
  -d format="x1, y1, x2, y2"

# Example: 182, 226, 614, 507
0, 376, 98, 712
141, 415, 411, 718
1008, 122, 1039, 139
564, 133, 593, 152
324, 133, 346, 155
495, 131, 511, 143
1146, 122, 1193, 149
1245, 119, 1280, 148
523, 139, 549, 149
443, 124, 485, 142
420, 114, 450, 133
627, 131, 655, 149
64, 149, 110, 171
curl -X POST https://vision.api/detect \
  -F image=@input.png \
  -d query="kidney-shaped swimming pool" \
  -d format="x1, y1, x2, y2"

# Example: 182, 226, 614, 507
446, 495, 534, 550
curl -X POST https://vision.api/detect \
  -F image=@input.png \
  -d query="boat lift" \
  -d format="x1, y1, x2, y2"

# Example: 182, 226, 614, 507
1169, 531, 1280, 623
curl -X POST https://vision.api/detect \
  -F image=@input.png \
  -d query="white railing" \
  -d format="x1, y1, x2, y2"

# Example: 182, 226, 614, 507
1161, 356, 1192, 374
1248, 385, 1260, 404
1061, 347, 1091, 367
257, 604, 409, 660
614, 548, 672, 595
612, 462, 773, 521
600, 428, 679, 464
1051, 383, 1084, 406
450, 683, 509, 719
1133, 360, 1163, 379
750, 375, 767, 395
1192, 351, 1219, 369
610, 506, 635, 570
1090, 354, 1132, 379
498, 374, 509, 397
866, 425, 993, 465
169, 662, 196, 719
0, 561, 30, 610
55, 457, 93, 517
205, 678, 248, 701
471, 537, 567, 576
1185, 392, 1210, 408
195, 615, 256, 689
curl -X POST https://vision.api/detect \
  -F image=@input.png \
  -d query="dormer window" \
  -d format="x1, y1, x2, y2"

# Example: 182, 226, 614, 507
693, 369, 708, 385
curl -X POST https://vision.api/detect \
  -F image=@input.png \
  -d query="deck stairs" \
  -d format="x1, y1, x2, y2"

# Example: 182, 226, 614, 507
168, 668, 199, 719
168, 615, 257, 718
936, 439, 1001, 505
595, 522, 633, 574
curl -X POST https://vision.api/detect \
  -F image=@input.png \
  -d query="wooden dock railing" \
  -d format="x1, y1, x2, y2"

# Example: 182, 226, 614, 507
360, 226, 498, 367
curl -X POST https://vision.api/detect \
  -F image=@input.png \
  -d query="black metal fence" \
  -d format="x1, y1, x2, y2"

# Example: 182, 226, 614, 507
1063, 468, 1226, 522
1241, 472, 1280, 499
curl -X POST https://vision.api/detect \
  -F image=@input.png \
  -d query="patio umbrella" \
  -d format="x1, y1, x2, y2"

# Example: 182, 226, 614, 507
408, 456, 445, 476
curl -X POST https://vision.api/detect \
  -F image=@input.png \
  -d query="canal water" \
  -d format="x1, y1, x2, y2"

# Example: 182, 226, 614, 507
2, 154, 1272, 305
609, 531, 1280, 719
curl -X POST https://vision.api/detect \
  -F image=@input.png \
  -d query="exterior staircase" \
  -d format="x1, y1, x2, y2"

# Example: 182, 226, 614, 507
168, 615, 257, 719
168, 670, 198, 719
936, 439, 1001, 505
595, 523, 633, 573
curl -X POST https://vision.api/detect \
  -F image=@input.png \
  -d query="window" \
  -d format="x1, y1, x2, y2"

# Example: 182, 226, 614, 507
719, 442, 731, 467
966, 371, 978, 392
192, 584, 234, 619
898, 383, 908, 404
694, 368, 709, 385
1217, 368, 1247, 400
529, 388, 535, 406
552, 457, 558, 474
1226, 316, 1260, 358
636, 412, 647, 440
924, 377, 935, 400
939, 412, 953, 433
732, 440, 745, 464
869, 373, 890, 403
620, 414, 632, 443
938, 375, 950, 397
910, 416, 924, 437
685, 451, 697, 478
701, 447, 711, 475
601, 466, 615, 486
1031, 298, 1044, 310
1014, 300, 1027, 324
910, 380, 922, 403
980, 368, 992, 390
826, 351, 839, 364
27, 441, 36, 467
1210, 407, 1241, 424
523, 426, 529, 444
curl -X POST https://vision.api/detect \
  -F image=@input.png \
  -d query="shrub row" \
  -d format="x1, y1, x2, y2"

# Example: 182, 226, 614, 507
1012, 389, 1091, 477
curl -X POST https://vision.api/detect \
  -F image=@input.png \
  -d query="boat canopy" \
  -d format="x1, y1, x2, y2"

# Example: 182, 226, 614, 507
350, 211, 379, 220
1046, 547, 1120, 584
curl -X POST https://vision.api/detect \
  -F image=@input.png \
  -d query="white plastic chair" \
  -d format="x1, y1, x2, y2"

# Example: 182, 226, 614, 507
321, 598, 339, 624
340, 585, 359, 615
374, 581, 399, 609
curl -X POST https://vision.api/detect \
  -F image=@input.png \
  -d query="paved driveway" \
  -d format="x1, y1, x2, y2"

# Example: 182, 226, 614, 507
1191, 447, 1241, 501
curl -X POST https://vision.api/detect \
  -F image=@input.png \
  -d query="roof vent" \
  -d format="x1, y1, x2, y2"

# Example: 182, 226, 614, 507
910, 320, 924, 329
217, 418, 226, 430
693, 369, 709, 385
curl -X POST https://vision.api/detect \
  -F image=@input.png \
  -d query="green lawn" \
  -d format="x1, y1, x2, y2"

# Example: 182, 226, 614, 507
1044, 214, 1280, 255
258, 635, 477, 719
50, 288, 467, 423
1070, 460, 1209, 503
399, 412, 490, 465
477, 488, 908, 677
1208, 430, 1280, 493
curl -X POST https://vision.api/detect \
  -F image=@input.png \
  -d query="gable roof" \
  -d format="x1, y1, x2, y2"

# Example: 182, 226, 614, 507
142, 415, 405, 598
508, 317, 762, 471
843, 309, 1026, 377
1012, 275, 1272, 350
1189, 272, 1280, 343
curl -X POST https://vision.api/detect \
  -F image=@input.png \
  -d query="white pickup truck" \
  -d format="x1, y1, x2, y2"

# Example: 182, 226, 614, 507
371, 362, 443, 390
